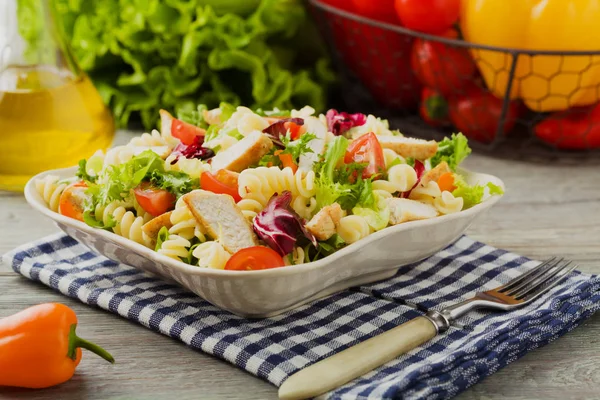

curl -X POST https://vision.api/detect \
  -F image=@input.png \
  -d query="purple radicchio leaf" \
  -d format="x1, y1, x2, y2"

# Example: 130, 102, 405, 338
253, 191, 317, 256
169, 135, 214, 164
326, 109, 367, 136
262, 118, 305, 148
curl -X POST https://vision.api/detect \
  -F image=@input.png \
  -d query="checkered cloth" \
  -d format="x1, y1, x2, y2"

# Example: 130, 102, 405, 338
4, 233, 600, 400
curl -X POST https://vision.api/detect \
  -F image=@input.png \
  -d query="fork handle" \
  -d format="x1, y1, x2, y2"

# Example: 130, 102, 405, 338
278, 316, 438, 400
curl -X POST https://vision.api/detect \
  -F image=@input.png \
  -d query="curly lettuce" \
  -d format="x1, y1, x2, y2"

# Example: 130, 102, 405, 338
431, 133, 471, 171
17, 0, 334, 129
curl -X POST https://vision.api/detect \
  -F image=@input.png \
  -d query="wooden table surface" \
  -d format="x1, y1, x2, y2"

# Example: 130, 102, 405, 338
1, 130, 600, 400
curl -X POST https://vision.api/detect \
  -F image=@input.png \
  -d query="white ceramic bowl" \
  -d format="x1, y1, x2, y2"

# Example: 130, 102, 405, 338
24, 166, 504, 318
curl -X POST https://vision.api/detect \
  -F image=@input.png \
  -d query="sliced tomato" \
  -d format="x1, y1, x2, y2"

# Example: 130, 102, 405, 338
171, 118, 206, 146
225, 246, 286, 271
284, 121, 305, 140
344, 132, 386, 179
58, 181, 88, 221
134, 182, 176, 217
201, 171, 242, 202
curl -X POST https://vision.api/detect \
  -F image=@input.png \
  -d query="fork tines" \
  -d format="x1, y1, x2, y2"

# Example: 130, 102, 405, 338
497, 257, 576, 301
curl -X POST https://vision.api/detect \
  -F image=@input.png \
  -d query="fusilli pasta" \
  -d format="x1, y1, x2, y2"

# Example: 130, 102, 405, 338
409, 181, 442, 205
169, 197, 207, 241
372, 164, 418, 194
292, 196, 317, 220
93, 200, 152, 247
434, 191, 464, 215
337, 215, 372, 244
238, 167, 316, 206
35, 175, 68, 212
284, 246, 308, 266
128, 129, 170, 148
383, 148, 405, 169
193, 241, 231, 269
164, 155, 211, 177
237, 198, 264, 221
157, 234, 191, 260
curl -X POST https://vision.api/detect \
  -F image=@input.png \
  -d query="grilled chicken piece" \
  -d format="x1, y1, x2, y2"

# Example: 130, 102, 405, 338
377, 136, 438, 160
305, 203, 344, 241
210, 131, 273, 172
183, 190, 258, 254
419, 161, 451, 187
387, 198, 438, 225
141, 211, 173, 247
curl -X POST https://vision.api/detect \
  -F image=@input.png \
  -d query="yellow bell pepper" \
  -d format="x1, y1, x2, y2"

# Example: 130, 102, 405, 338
460, 0, 600, 112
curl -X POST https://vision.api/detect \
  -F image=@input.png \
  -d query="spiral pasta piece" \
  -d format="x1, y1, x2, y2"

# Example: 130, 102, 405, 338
193, 241, 231, 269
157, 234, 191, 260
337, 215, 372, 244
169, 197, 207, 241
103, 145, 136, 167
292, 196, 317, 220
35, 175, 68, 213
165, 155, 211, 177
284, 247, 308, 266
383, 148, 405, 169
434, 191, 464, 215
410, 181, 442, 205
238, 167, 316, 206
129, 129, 170, 147
372, 164, 418, 194
237, 198, 264, 221
112, 207, 152, 247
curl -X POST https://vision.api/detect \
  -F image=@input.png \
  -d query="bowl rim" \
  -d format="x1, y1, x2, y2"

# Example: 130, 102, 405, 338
25, 166, 504, 279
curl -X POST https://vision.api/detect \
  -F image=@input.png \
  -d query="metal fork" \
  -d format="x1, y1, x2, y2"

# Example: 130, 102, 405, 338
278, 258, 576, 400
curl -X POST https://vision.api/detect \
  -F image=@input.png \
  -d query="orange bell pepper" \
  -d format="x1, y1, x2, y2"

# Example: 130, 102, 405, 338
0, 303, 114, 389
461, 0, 600, 112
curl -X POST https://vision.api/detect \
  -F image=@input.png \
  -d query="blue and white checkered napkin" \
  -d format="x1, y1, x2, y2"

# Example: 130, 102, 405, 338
4, 233, 600, 400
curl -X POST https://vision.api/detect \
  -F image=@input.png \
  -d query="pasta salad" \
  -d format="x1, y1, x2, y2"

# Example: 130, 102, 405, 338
36, 104, 503, 270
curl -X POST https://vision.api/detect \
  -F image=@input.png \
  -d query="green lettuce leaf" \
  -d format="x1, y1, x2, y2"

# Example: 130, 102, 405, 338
431, 133, 471, 171
452, 176, 504, 209
17, 0, 333, 130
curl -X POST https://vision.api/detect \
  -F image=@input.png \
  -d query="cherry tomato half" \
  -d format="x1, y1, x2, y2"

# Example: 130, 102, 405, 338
171, 118, 206, 146
225, 246, 286, 271
344, 132, 386, 179
200, 171, 242, 202
58, 181, 88, 221
134, 182, 176, 217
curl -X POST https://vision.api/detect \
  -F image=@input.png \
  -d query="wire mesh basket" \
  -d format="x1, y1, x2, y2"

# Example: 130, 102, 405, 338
309, 0, 600, 163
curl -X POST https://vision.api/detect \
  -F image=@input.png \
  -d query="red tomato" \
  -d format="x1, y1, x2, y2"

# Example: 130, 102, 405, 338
394, 0, 460, 34
448, 85, 522, 143
58, 181, 88, 221
133, 183, 176, 217
352, 0, 398, 23
411, 30, 477, 97
225, 247, 286, 271
171, 118, 206, 146
344, 132, 386, 179
200, 171, 242, 202
419, 87, 450, 128
285, 121, 305, 140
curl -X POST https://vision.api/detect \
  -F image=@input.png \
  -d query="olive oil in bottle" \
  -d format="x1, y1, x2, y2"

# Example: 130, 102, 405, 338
0, 65, 114, 191
0, 0, 115, 191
